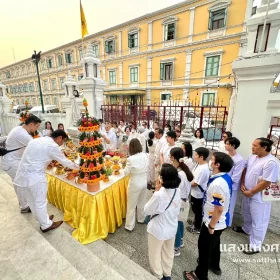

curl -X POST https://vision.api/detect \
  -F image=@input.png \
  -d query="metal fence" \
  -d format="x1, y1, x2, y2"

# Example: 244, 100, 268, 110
268, 125, 280, 159
101, 104, 228, 149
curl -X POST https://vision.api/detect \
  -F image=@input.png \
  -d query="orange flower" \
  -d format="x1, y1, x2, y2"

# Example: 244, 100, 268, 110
83, 98, 88, 107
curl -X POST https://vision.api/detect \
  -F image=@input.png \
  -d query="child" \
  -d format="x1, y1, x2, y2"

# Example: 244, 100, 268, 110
187, 147, 210, 234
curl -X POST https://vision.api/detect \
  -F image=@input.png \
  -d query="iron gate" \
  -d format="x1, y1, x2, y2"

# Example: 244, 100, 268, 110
101, 104, 228, 149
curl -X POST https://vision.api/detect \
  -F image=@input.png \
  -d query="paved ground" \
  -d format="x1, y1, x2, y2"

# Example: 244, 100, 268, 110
1, 165, 279, 280
105, 190, 280, 280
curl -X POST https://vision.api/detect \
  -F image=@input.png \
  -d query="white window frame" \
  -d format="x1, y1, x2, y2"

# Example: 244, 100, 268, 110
43, 80, 48, 91
57, 54, 63, 66
207, 0, 231, 38
108, 68, 117, 86
47, 57, 53, 69
51, 79, 57, 90
162, 16, 178, 48
59, 77, 65, 89
160, 91, 172, 106
129, 64, 140, 87
65, 51, 73, 64
200, 90, 218, 107
160, 57, 175, 86
203, 50, 224, 83
92, 44, 99, 57
105, 35, 116, 58
128, 26, 140, 54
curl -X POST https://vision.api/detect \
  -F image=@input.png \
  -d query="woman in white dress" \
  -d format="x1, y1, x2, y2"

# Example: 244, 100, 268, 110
42, 121, 54, 137
181, 142, 194, 171
147, 131, 156, 185
124, 138, 149, 231
218, 131, 232, 153
194, 128, 205, 149
119, 126, 131, 156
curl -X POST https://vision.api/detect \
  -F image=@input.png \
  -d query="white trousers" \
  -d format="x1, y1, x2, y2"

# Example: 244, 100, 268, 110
4, 165, 28, 210
148, 233, 175, 279
228, 189, 239, 227
242, 197, 271, 250
23, 182, 52, 230
125, 184, 146, 231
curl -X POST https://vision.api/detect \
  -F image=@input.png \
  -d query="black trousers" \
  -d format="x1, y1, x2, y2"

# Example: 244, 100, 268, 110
190, 196, 203, 229
195, 223, 224, 280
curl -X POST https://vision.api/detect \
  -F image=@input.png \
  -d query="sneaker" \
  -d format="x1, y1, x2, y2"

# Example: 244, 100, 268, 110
186, 225, 200, 234
180, 239, 185, 248
20, 207, 31, 213
187, 219, 194, 225
174, 247, 181, 257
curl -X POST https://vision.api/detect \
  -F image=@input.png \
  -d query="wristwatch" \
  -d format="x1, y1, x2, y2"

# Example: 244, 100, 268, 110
208, 224, 215, 230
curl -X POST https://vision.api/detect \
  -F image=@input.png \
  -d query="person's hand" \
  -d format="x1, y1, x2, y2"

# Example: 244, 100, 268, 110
242, 189, 253, 198
241, 184, 246, 192
208, 226, 214, 235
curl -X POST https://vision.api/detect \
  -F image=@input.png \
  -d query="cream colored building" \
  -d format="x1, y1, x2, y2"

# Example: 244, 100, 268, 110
0, 0, 255, 109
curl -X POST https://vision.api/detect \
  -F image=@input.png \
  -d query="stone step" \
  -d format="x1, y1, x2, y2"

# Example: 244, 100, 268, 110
0, 193, 86, 280
0, 173, 157, 280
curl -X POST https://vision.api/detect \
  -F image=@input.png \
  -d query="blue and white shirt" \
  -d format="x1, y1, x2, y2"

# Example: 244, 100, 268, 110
203, 173, 232, 230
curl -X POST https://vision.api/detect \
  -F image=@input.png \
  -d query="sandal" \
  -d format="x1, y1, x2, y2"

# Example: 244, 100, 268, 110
183, 271, 199, 280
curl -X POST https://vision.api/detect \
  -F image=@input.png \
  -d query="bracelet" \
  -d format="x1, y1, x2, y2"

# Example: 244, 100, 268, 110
208, 224, 215, 230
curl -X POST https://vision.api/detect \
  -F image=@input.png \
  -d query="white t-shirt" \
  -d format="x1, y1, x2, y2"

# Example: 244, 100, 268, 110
191, 163, 210, 199
244, 154, 279, 203
178, 169, 191, 200
183, 157, 194, 171
2, 126, 33, 169
203, 173, 231, 230
228, 153, 245, 191
144, 187, 181, 240
102, 130, 117, 150
160, 143, 175, 164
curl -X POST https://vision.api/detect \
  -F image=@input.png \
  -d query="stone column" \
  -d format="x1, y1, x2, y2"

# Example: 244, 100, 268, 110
148, 21, 153, 51
146, 57, 152, 105
188, 7, 195, 43
119, 31, 122, 57
119, 62, 123, 88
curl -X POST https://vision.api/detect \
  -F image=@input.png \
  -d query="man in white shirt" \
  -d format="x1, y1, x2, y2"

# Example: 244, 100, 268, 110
233, 137, 279, 255
142, 121, 150, 140
101, 122, 117, 151
187, 147, 210, 234
14, 130, 79, 232
160, 130, 176, 165
153, 128, 166, 179
224, 137, 245, 227
184, 152, 233, 280
2, 115, 42, 213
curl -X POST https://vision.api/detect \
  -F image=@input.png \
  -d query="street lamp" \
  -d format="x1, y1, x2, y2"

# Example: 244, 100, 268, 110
31, 50, 45, 113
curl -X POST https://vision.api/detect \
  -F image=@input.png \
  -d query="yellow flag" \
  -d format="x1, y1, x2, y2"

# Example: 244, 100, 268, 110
80, 0, 88, 39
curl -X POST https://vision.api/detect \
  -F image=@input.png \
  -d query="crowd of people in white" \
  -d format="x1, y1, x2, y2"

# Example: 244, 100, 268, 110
1, 117, 279, 280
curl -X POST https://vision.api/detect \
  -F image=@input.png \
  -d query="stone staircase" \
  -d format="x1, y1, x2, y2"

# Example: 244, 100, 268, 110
0, 172, 157, 280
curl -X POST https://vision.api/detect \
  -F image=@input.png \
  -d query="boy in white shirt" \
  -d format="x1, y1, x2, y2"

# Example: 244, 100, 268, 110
184, 152, 233, 280
187, 147, 210, 234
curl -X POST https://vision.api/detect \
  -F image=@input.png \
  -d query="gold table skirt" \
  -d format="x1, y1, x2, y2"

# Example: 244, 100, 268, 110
47, 174, 129, 244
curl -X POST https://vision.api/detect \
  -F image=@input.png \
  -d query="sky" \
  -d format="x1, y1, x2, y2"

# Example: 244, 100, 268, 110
0, 0, 278, 68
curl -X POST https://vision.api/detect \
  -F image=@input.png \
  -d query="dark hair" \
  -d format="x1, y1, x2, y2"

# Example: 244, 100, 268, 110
155, 128, 164, 135
125, 126, 131, 132
57, 123, 64, 130
160, 163, 181, 189
45, 121, 54, 132
256, 137, 274, 152
166, 130, 177, 140
195, 128, 204, 139
51, 129, 68, 139
129, 138, 142, 155
213, 152, 234, 173
25, 115, 42, 125
182, 142, 193, 158
226, 137, 240, 149
166, 124, 171, 131
223, 131, 233, 139
170, 147, 194, 182
113, 122, 118, 127
195, 147, 209, 160
148, 131, 155, 147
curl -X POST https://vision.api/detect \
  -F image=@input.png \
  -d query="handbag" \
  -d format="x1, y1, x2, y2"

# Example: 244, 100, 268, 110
261, 159, 280, 202
144, 188, 177, 224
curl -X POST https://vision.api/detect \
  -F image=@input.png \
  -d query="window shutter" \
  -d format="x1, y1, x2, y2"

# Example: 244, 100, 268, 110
128, 35, 131, 48
164, 25, 168, 41
160, 63, 164, 80
223, 9, 227, 28
105, 41, 109, 53
208, 11, 213, 30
